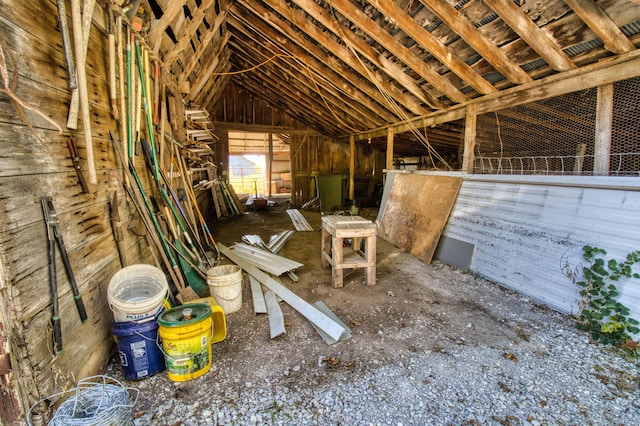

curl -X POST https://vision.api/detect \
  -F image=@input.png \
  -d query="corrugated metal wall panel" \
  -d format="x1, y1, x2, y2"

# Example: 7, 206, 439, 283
436, 175, 640, 322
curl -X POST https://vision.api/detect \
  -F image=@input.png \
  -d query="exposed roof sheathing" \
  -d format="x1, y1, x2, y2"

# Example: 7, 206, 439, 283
143, 0, 640, 154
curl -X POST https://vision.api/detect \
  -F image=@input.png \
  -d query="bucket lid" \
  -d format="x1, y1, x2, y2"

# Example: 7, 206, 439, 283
158, 303, 211, 327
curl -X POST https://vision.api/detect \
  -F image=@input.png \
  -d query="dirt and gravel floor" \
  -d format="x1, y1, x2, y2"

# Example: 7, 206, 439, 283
102, 199, 640, 425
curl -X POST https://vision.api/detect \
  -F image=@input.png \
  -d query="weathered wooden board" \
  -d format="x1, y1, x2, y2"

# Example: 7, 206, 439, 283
378, 174, 462, 264
0, 1, 180, 421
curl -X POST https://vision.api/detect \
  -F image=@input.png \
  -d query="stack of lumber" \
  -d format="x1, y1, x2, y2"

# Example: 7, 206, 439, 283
205, 167, 244, 218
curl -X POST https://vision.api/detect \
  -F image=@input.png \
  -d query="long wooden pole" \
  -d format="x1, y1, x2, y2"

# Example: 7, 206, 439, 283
70, 0, 96, 184
67, 0, 95, 129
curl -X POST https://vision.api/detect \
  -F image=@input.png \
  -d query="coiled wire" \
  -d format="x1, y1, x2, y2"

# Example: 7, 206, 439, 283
27, 375, 139, 426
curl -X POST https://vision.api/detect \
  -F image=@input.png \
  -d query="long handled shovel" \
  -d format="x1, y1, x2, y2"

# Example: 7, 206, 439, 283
110, 131, 198, 302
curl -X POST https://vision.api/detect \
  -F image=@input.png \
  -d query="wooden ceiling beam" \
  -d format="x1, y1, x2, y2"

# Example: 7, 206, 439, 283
187, 37, 230, 102
204, 74, 232, 111
367, 0, 496, 95
229, 16, 392, 124
235, 77, 344, 135
420, 0, 531, 85
188, 49, 232, 108
346, 48, 640, 142
322, 0, 466, 103
230, 57, 345, 134
482, 0, 576, 71
228, 4, 407, 122
234, 0, 429, 116
228, 37, 380, 131
285, 0, 442, 110
227, 30, 384, 129
148, 0, 188, 49
178, 0, 233, 89
162, 0, 216, 67
192, 53, 232, 108
563, 0, 636, 54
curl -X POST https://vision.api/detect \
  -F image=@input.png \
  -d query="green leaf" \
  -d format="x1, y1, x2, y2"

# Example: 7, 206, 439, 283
628, 318, 639, 325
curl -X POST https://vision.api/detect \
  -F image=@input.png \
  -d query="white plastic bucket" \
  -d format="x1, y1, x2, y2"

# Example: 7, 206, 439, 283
207, 265, 243, 314
108, 264, 169, 322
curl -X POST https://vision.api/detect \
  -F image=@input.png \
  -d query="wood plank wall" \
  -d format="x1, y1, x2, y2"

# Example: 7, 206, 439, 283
0, 0, 181, 420
289, 134, 384, 206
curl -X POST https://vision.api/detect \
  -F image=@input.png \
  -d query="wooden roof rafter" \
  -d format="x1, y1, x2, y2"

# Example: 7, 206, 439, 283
482, 0, 576, 71
419, 0, 532, 85
366, 0, 497, 96
232, 70, 345, 135
229, 4, 402, 122
563, 0, 635, 54
139, 0, 640, 149
187, 34, 231, 102
284, 0, 445, 110
232, 0, 429, 116
228, 35, 380, 131
162, 0, 217, 67
310, 0, 467, 104
177, 0, 233, 90
226, 23, 386, 129
226, 10, 396, 125
192, 49, 232, 106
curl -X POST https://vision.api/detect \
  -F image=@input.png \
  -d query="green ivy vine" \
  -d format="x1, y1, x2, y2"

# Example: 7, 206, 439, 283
572, 245, 640, 350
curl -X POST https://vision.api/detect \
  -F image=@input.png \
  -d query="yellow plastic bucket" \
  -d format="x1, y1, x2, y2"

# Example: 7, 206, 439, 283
189, 297, 227, 343
158, 303, 213, 382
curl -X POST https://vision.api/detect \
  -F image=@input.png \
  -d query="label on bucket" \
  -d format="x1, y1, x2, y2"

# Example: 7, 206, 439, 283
163, 336, 210, 376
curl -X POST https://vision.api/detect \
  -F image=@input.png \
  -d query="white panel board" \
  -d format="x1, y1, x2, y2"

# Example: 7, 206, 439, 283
438, 174, 640, 322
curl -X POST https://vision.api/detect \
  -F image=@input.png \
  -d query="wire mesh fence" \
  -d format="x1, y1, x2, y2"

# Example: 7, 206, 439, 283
472, 76, 640, 176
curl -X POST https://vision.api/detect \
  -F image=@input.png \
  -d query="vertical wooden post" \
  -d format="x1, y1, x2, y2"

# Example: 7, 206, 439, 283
573, 143, 587, 175
349, 135, 355, 201
290, 136, 297, 207
386, 127, 394, 170
268, 133, 273, 197
594, 84, 613, 176
462, 104, 477, 174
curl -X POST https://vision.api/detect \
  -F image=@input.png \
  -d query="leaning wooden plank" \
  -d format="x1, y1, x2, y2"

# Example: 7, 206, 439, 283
312, 301, 352, 345
219, 244, 346, 341
264, 289, 286, 339
215, 182, 229, 216
249, 276, 267, 314
286, 209, 314, 231
226, 181, 245, 213
232, 243, 303, 275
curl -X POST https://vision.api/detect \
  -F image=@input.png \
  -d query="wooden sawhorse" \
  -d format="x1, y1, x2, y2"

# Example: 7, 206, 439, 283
321, 215, 377, 288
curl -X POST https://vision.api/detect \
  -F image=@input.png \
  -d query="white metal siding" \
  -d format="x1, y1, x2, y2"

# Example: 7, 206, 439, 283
382, 172, 640, 326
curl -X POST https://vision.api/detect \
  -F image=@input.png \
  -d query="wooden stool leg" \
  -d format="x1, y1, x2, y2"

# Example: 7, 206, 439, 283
365, 235, 376, 285
332, 236, 344, 288
321, 228, 331, 269
352, 237, 361, 253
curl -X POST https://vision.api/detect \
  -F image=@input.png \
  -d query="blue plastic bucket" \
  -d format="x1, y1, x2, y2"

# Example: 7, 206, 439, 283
112, 319, 165, 380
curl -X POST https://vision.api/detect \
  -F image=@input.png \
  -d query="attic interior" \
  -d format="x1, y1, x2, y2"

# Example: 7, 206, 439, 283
1, 0, 640, 423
